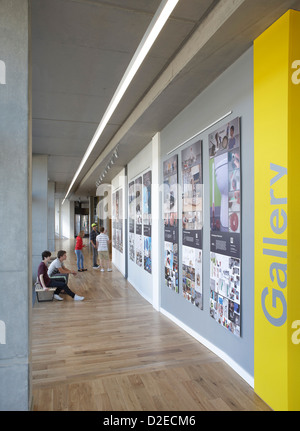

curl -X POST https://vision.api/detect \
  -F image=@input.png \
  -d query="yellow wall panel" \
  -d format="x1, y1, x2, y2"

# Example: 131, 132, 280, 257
254, 10, 300, 411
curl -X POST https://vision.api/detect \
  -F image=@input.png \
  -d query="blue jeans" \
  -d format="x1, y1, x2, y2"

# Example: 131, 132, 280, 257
75, 249, 84, 270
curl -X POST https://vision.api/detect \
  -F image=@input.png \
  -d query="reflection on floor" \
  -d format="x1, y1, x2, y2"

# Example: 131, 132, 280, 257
32, 239, 271, 411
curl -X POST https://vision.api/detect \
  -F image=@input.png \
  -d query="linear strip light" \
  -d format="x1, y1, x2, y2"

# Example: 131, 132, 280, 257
62, 0, 179, 204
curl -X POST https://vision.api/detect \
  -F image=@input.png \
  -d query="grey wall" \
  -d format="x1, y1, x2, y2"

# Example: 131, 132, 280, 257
0, 0, 31, 411
160, 48, 254, 377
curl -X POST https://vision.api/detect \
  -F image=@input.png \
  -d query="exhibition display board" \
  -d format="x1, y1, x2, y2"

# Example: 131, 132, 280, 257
163, 125, 241, 327
112, 188, 123, 253
135, 176, 143, 267
209, 117, 241, 337
128, 180, 135, 262
128, 170, 152, 274
143, 170, 152, 274
163, 155, 179, 292
181, 141, 203, 308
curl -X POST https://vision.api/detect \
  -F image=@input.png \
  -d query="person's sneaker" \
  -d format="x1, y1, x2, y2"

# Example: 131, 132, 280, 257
54, 294, 63, 301
107, 268, 112, 272
93, 266, 98, 269
100, 268, 105, 272
74, 294, 84, 301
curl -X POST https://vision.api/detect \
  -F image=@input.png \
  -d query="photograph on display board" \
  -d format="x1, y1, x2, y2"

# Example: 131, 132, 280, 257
143, 170, 152, 274
163, 155, 179, 293
208, 117, 241, 337
144, 236, 151, 274
129, 232, 135, 262
182, 245, 202, 308
135, 233, 143, 267
164, 241, 178, 292
209, 252, 241, 336
181, 140, 203, 309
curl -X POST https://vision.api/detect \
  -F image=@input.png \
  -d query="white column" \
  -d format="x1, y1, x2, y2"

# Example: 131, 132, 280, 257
152, 132, 161, 311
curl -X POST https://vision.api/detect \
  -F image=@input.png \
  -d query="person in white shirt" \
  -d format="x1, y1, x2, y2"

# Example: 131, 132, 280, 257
96, 227, 112, 272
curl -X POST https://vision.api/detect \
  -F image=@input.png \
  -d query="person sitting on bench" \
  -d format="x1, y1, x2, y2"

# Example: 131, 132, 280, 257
47, 249, 77, 282
38, 250, 84, 301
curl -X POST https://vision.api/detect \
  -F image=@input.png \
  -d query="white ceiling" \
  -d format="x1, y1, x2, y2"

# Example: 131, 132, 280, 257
31, 0, 300, 201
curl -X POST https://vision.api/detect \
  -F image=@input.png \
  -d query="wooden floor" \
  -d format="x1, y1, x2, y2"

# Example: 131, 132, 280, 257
32, 239, 271, 411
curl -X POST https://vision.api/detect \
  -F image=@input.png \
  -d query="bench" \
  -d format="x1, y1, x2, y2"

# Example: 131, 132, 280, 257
34, 281, 56, 302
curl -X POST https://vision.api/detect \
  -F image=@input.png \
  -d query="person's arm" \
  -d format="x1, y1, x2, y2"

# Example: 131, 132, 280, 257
90, 233, 97, 248
57, 264, 77, 275
39, 274, 49, 291
79, 236, 85, 249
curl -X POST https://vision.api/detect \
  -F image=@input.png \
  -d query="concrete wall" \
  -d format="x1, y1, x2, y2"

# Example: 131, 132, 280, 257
0, 0, 31, 411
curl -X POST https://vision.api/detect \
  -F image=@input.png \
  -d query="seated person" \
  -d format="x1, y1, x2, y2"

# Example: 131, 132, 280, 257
38, 250, 84, 301
48, 250, 77, 281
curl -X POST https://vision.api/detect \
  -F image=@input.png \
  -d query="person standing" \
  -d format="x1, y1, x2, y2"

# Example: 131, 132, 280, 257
38, 251, 84, 301
75, 230, 87, 272
90, 223, 100, 269
96, 227, 112, 272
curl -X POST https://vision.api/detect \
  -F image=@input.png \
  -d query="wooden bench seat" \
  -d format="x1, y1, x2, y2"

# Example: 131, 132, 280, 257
34, 283, 56, 302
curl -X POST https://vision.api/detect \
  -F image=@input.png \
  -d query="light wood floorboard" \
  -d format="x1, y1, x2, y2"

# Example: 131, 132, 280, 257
32, 239, 271, 411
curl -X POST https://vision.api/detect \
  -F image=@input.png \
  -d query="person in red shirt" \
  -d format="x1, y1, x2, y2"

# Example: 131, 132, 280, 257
37, 251, 84, 301
75, 230, 87, 272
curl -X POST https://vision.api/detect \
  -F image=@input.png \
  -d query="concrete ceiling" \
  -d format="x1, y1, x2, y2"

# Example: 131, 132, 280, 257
31, 0, 300, 201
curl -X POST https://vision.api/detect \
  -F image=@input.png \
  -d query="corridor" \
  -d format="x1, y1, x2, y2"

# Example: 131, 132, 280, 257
32, 239, 270, 411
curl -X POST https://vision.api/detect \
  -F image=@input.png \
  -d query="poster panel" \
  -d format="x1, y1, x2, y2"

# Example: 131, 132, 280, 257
163, 155, 179, 292
128, 180, 135, 262
135, 176, 143, 267
117, 189, 123, 253
112, 191, 116, 249
112, 189, 123, 253
209, 117, 241, 336
181, 140, 203, 308
143, 170, 152, 273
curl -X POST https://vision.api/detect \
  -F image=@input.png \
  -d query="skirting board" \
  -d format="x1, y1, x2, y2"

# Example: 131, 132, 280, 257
160, 307, 254, 388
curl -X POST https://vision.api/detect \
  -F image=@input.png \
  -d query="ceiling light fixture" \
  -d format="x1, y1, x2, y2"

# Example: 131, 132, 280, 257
62, 0, 179, 204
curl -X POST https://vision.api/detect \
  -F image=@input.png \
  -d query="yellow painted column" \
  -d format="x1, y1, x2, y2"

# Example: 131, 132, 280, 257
254, 10, 300, 411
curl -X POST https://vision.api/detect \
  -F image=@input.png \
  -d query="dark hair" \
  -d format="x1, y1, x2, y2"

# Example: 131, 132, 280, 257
57, 250, 66, 259
100, 226, 105, 233
42, 250, 51, 259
